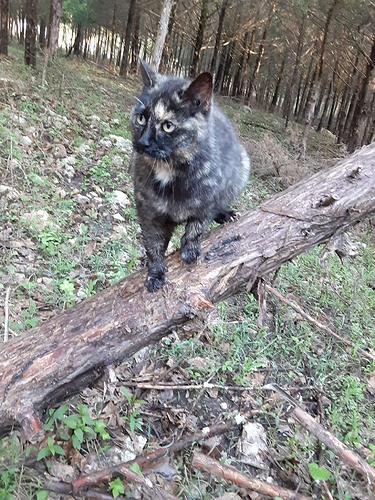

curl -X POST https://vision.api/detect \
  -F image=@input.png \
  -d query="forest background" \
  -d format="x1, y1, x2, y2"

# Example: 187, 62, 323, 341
0, 0, 375, 499
0, 0, 374, 154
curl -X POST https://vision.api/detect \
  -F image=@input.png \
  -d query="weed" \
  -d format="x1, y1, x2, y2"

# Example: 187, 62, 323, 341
109, 477, 125, 498
121, 387, 147, 433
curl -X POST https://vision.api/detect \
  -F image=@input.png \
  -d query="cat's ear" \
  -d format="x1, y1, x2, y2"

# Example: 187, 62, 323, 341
184, 72, 213, 112
139, 59, 158, 88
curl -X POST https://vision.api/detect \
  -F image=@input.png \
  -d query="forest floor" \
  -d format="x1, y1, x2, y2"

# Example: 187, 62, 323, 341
1, 46, 375, 500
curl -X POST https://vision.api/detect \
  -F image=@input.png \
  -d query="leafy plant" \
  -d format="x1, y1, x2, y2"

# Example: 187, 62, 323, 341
109, 477, 125, 498
308, 462, 330, 481
37, 436, 65, 461
39, 404, 110, 457
121, 387, 147, 433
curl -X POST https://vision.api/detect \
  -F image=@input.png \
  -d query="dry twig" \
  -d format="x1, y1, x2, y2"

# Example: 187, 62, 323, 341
265, 384, 375, 485
265, 284, 375, 362
192, 450, 312, 500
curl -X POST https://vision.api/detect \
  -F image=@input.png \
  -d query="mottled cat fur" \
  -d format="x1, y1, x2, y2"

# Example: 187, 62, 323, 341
130, 60, 250, 292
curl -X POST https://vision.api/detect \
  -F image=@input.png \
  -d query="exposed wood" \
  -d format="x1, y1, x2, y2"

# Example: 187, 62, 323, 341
192, 450, 312, 500
0, 144, 375, 438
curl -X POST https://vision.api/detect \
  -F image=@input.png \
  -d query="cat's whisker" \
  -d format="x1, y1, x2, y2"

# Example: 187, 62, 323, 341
132, 95, 145, 106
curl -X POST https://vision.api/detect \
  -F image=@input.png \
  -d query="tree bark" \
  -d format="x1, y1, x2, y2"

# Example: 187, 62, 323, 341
151, 0, 175, 71
25, 0, 38, 67
190, 0, 210, 77
119, 0, 136, 76
1, 144, 375, 438
209, 0, 228, 75
0, 0, 9, 55
298, 0, 340, 158
46, 0, 62, 63
348, 35, 375, 153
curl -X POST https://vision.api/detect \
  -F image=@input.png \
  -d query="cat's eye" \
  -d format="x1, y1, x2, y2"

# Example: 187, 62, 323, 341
136, 114, 147, 126
162, 121, 175, 133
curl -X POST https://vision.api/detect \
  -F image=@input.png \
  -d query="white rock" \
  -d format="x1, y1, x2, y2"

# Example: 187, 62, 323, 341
77, 144, 91, 154
113, 224, 127, 235
111, 190, 130, 207
108, 135, 132, 152
21, 209, 52, 230
61, 163, 75, 181
90, 115, 101, 122
21, 136, 32, 147
112, 155, 123, 167
113, 213, 125, 222
75, 194, 90, 204
237, 422, 268, 468
12, 114, 26, 126
0, 185, 21, 200
99, 139, 112, 148
64, 155, 76, 166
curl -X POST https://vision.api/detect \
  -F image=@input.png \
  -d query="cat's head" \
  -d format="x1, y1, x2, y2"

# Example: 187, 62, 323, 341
131, 60, 213, 162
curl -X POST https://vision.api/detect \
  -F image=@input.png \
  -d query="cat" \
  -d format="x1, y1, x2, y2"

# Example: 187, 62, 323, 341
130, 60, 250, 292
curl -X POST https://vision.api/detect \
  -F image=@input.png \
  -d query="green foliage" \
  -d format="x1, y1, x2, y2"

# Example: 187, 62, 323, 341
367, 444, 375, 467
62, 0, 96, 27
37, 436, 65, 461
308, 462, 330, 481
38, 404, 110, 462
109, 477, 125, 498
121, 387, 147, 433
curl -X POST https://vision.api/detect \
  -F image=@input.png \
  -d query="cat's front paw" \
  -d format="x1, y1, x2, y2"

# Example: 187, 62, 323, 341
181, 244, 201, 264
145, 263, 167, 292
214, 209, 238, 224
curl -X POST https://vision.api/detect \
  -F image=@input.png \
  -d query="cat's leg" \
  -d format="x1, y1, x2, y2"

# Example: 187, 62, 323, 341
141, 217, 177, 292
180, 218, 210, 264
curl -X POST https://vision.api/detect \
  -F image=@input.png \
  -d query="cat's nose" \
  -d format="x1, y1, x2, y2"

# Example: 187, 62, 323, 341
138, 128, 152, 147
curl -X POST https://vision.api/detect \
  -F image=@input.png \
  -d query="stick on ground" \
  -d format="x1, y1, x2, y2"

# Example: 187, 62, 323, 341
192, 450, 312, 500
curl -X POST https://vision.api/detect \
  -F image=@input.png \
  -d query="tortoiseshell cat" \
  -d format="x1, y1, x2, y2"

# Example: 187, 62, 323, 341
130, 60, 250, 292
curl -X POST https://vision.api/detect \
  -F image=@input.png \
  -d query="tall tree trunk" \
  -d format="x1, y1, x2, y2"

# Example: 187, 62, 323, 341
239, 29, 255, 97
231, 30, 250, 97
335, 46, 360, 141
25, 0, 38, 67
131, 9, 140, 73
39, 16, 46, 48
317, 59, 339, 132
284, 11, 306, 127
220, 40, 235, 94
46, 0, 62, 63
160, 1, 176, 73
298, 0, 340, 159
348, 35, 375, 153
151, 0, 175, 71
247, 3, 275, 105
190, 0, 209, 77
109, 0, 117, 70
72, 23, 82, 56
269, 50, 287, 112
209, 0, 228, 75
0, 0, 9, 55
119, 0, 136, 77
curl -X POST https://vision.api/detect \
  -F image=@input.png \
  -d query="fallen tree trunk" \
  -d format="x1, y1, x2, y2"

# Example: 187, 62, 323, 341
1, 143, 375, 437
